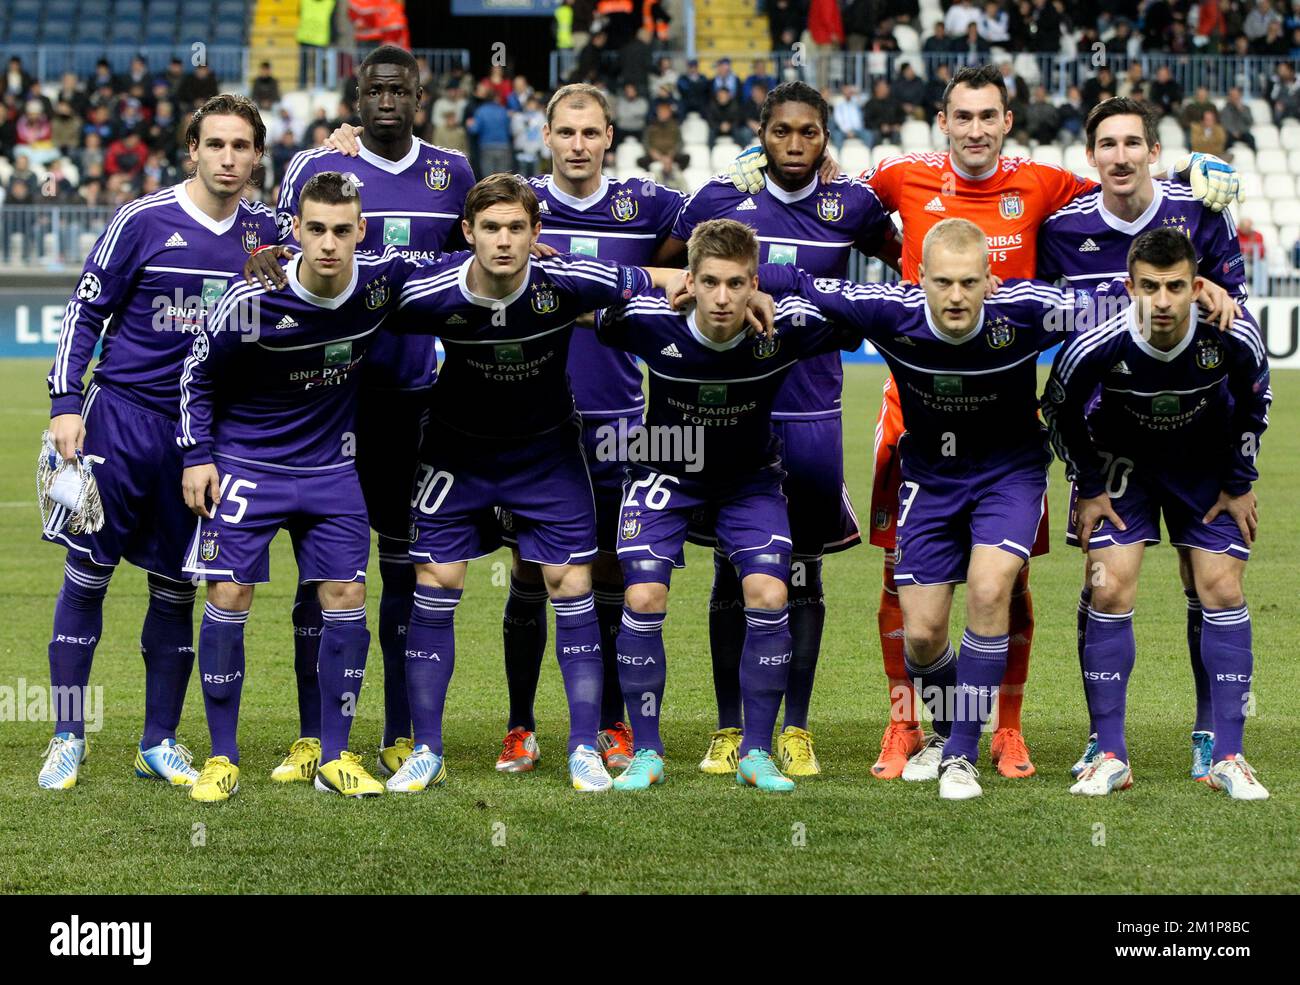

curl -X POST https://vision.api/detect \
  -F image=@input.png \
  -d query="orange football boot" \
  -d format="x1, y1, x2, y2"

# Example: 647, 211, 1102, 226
991, 727, 1036, 778
871, 722, 925, 779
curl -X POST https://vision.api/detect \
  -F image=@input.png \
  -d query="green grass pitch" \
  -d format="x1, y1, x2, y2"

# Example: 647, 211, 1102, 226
0, 360, 1296, 894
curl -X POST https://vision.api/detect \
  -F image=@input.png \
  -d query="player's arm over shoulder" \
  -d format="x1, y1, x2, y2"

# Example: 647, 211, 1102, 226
1222, 317, 1272, 492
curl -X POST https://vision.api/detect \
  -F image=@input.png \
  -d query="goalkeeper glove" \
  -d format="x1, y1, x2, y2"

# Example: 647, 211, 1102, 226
36, 431, 105, 537
726, 145, 767, 194
1174, 153, 1243, 213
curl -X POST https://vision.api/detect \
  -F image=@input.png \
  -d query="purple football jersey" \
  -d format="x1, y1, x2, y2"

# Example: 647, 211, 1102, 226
176, 248, 421, 473
277, 140, 475, 390
396, 252, 652, 438
1044, 304, 1271, 498
761, 267, 1080, 469
49, 182, 277, 419
1038, 179, 1248, 300
671, 173, 894, 420
530, 174, 685, 417
594, 290, 857, 482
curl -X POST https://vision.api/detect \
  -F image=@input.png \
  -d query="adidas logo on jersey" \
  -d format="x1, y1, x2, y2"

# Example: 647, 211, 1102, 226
165, 232, 187, 248
660, 343, 683, 357
1079, 238, 1100, 252
1112, 360, 1132, 375
539, 200, 551, 213
275, 315, 298, 330
446, 313, 467, 325
736, 198, 758, 211
924, 196, 946, 213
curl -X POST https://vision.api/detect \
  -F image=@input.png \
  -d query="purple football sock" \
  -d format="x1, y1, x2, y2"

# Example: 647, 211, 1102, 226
1082, 608, 1135, 762
708, 552, 745, 729
1201, 604, 1253, 760
783, 558, 825, 731
377, 548, 415, 746
614, 607, 666, 754
1185, 588, 1212, 733
594, 583, 627, 731
552, 593, 603, 754
905, 642, 957, 740
739, 606, 792, 754
405, 586, 460, 755
1077, 585, 1093, 725
198, 602, 248, 764
318, 605, 371, 764
48, 558, 112, 738
502, 575, 547, 732
291, 581, 322, 739
942, 628, 1008, 764
140, 574, 196, 748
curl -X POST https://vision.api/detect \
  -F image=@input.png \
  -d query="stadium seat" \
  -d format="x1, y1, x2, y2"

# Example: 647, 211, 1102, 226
1272, 198, 1300, 225
1231, 147, 1256, 172
1239, 171, 1264, 201
214, 20, 245, 44
1033, 144, 1063, 168
109, 22, 141, 44
1064, 144, 1089, 173
1014, 54, 1041, 87
1277, 223, 1299, 257
7, 22, 39, 44
710, 139, 740, 171
1237, 199, 1273, 225
684, 166, 713, 191
894, 24, 920, 53
1252, 124, 1280, 149
870, 142, 900, 167
1281, 124, 1300, 151
680, 116, 708, 145
1264, 173, 1294, 200
614, 141, 643, 170
1257, 148, 1288, 174
900, 119, 930, 150
1003, 141, 1029, 158
839, 140, 871, 176
1247, 98, 1271, 123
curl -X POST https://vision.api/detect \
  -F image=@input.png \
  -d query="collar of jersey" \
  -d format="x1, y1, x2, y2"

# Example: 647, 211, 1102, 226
1099, 179, 1164, 235
546, 174, 610, 211
763, 173, 818, 203
1126, 301, 1198, 362
687, 309, 748, 350
287, 255, 358, 309
947, 156, 998, 183
923, 299, 985, 344
457, 256, 532, 307
356, 138, 422, 174
175, 180, 239, 236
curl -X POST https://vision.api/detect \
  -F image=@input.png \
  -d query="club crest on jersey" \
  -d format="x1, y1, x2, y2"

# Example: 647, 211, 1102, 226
621, 516, 641, 540
531, 283, 559, 314
998, 193, 1024, 221
986, 316, 1015, 349
241, 221, 262, 253
366, 276, 391, 309
199, 533, 219, 562
816, 192, 844, 222
611, 188, 639, 223
1161, 214, 1190, 237
425, 159, 451, 192
753, 334, 781, 359
1196, 338, 1223, 369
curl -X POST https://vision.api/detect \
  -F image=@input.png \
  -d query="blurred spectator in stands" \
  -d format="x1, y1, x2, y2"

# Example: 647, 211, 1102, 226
271, 129, 300, 188
1057, 86, 1085, 141
506, 76, 534, 113
55, 72, 89, 120
265, 104, 297, 146
806, 0, 845, 89
844, 0, 875, 52
924, 21, 954, 59
252, 63, 282, 109
712, 59, 740, 100
831, 85, 866, 147
142, 148, 179, 188
1291, 233, 1300, 270
1269, 61, 1300, 123
573, 31, 618, 89
467, 82, 514, 174
308, 121, 332, 147
1256, 19, 1290, 54
706, 86, 747, 145
8, 154, 38, 200
1024, 85, 1060, 144
124, 56, 151, 93
87, 60, 116, 96
5, 58, 36, 100
650, 56, 679, 97
597, 0, 639, 49
768, 0, 806, 53
106, 128, 147, 181
1118, 62, 1147, 100
621, 28, 654, 93
482, 66, 513, 105
297, 0, 335, 87
1221, 87, 1257, 151
745, 59, 777, 103
16, 100, 53, 155
1007, 1, 1033, 50
434, 109, 470, 156
0, 104, 15, 161
925, 62, 952, 117
893, 62, 927, 120
864, 79, 905, 147
1193, 0, 1227, 51
1106, 17, 1139, 59
1244, 0, 1283, 41
1030, 0, 1061, 52
957, 23, 992, 63
434, 81, 468, 129
743, 83, 766, 140
83, 105, 117, 145
979, 1, 1011, 44
77, 131, 105, 175
639, 99, 690, 188
41, 158, 79, 204
571, 0, 596, 52
50, 101, 80, 154
163, 58, 185, 96
555, 0, 576, 54
946, 0, 981, 35
1148, 65, 1184, 118
615, 83, 649, 147
1081, 67, 1116, 117
1190, 108, 1228, 158
999, 60, 1030, 109
872, 15, 901, 51
1238, 217, 1266, 295
512, 95, 546, 177
177, 65, 219, 111
677, 59, 712, 117
1181, 86, 1216, 130
1289, 26, 1300, 58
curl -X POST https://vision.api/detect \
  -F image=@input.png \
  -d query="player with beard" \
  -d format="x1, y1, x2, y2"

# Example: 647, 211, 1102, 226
244, 45, 475, 786
39, 95, 276, 790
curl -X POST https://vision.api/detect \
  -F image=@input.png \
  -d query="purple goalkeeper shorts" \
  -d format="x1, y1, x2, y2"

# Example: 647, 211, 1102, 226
1064, 466, 1251, 558
42, 382, 193, 581
771, 416, 861, 558
617, 464, 792, 584
355, 386, 429, 543
183, 459, 370, 585
411, 417, 598, 567
893, 438, 1049, 588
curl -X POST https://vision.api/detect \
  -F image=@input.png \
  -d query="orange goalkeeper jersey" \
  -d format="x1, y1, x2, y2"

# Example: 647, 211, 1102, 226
862, 152, 1097, 280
